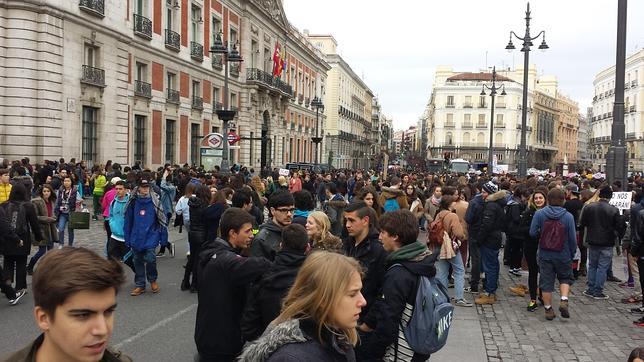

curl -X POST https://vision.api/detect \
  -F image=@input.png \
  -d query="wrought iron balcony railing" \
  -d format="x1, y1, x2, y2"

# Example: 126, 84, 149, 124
166, 88, 180, 104
133, 14, 152, 39
213, 102, 223, 110
134, 80, 152, 98
245, 68, 293, 97
165, 29, 180, 51
211, 54, 223, 70
79, 0, 105, 18
80, 65, 106, 87
190, 41, 203, 62
192, 96, 203, 110
230, 62, 240, 77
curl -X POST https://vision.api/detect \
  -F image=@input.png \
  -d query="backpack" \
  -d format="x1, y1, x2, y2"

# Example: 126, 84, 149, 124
539, 218, 566, 252
391, 264, 454, 356
427, 213, 447, 248
0, 201, 29, 236
384, 198, 400, 212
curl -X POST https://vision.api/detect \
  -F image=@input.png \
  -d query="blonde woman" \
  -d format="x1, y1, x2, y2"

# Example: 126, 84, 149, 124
239, 252, 366, 361
306, 211, 343, 253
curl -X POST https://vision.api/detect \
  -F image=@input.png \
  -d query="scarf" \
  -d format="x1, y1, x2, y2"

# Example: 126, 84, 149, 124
387, 241, 428, 263
431, 195, 441, 206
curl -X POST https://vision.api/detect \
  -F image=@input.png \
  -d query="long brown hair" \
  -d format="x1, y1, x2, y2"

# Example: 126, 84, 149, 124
274, 252, 362, 346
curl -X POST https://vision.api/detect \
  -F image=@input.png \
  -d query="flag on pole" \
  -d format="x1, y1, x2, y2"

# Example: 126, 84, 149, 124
272, 41, 281, 76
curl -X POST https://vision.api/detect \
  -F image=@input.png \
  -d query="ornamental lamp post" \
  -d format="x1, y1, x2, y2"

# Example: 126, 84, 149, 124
311, 96, 324, 166
505, 2, 549, 178
480, 66, 506, 176
210, 30, 243, 176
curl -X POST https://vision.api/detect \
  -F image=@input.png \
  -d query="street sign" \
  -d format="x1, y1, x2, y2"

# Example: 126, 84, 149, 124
609, 192, 632, 210
207, 133, 224, 149
227, 131, 241, 145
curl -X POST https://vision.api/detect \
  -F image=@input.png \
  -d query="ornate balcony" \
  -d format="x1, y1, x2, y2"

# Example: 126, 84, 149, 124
213, 102, 223, 110
627, 132, 637, 140
166, 88, 179, 104
134, 80, 151, 98
192, 96, 203, 110
190, 41, 203, 62
80, 65, 106, 87
79, 0, 105, 18
133, 14, 152, 40
444, 122, 455, 128
496, 103, 506, 108
245, 68, 293, 98
211, 54, 223, 70
165, 29, 180, 52
494, 122, 506, 128
230, 62, 240, 77
463, 103, 473, 108
462, 122, 473, 129
476, 122, 487, 129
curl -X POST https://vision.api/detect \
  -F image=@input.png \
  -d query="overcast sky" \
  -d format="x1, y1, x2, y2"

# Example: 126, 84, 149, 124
283, 0, 644, 130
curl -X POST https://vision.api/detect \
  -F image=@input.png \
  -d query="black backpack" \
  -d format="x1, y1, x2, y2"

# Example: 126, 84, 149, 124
0, 201, 29, 237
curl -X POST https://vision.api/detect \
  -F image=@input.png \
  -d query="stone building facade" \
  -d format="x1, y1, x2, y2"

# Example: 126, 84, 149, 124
590, 48, 643, 173
0, 0, 330, 170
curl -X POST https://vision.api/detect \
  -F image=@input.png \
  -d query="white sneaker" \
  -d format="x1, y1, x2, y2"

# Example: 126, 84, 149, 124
9, 289, 26, 306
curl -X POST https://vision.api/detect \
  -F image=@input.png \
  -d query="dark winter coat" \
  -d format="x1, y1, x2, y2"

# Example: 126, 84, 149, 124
31, 197, 58, 245
477, 191, 509, 250
579, 199, 626, 247
505, 198, 527, 240
239, 319, 356, 362
0, 209, 21, 255
188, 197, 209, 247
464, 193, 485, 241
204, 202, 228, 241
0, 200, 43, 255
342, 229, 388, 327
632, 208, 644, 257
251, 219, 284, 261
357, 252, 436, 361
326, 195, 347, 237
241, 249, 307, 342
195, 238, 272, 360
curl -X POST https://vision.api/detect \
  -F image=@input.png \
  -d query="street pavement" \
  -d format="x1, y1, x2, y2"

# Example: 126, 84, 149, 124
0, 216, 641, 361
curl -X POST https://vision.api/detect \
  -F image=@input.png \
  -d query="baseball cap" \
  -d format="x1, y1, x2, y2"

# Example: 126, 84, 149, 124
565, 183, 580, 195
110, 176, 123, 184
139, 179, 150, 187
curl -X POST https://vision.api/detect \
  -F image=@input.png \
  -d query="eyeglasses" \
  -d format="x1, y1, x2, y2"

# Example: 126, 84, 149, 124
275, 208, 295, 214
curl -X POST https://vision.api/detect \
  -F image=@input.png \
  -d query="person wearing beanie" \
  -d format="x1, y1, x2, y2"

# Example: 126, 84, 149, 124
579, 185, 626, 299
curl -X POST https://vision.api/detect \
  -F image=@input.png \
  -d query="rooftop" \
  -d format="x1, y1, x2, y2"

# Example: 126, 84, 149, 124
447, 72, 515, 83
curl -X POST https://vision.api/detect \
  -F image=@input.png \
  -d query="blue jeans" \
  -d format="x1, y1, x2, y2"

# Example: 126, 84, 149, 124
28, 244, 54, 270
587, 246, 613, 295
133, 249, 158, 288
480, 245, 500, 295
435, 250, 465, 300
57, 214, 75, 246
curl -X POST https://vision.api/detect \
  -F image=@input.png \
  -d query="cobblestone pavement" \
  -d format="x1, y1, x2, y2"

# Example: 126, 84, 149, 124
477, 254, 643, 362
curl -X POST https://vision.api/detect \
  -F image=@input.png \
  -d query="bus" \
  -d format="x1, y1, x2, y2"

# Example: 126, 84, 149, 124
426, 158, 445, 173
448, 158, 471, 173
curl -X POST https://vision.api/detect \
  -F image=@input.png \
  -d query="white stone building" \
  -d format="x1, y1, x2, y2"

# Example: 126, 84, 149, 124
0, 0, 330, 171
590, 48, 644, 172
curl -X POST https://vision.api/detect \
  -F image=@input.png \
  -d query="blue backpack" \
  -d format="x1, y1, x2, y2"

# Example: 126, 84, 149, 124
383, 198, 400, 212
391, 264, 454, 355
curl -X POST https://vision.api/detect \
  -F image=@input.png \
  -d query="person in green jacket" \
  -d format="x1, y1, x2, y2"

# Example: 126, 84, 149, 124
92, 167, 107, 221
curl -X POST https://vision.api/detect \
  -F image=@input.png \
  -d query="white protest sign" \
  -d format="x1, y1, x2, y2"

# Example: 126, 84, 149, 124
609, 192, 632, 210
278, 168, 290, 177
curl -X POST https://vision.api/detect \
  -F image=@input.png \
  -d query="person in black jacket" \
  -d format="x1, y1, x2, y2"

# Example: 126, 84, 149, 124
464, 181, 486, 293
251, 191, 295, 261
182, 185, 211, 293
195, 208, 272, 362
474, 183, 509, 305
0, 207, 25, 305
356, 209, 435, 361
579, 185, 626, 299
506, 185, 529, 276
241, 223, 308, 342
631, 205, 644, 322
342, 201, 387, 329
1, 183, 43, 294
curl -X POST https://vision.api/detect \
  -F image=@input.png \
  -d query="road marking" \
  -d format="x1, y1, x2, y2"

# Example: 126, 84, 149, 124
114, 303, 197, 349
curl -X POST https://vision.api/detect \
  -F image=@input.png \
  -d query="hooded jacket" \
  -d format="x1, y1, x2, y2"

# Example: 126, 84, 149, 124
505, 198, 527, 240
579, 199, 626, 247
251, 219, 284, 261
378, 186, 409, 211
241, 249, 307, 342
188, 196, 209, 246
464, 193, 485, 240
204, 202, 228, 241
239, 319, 356, 362
342, 228, 387, 328
195, 238, 272, 359
123, 194, 168, 252
529, 206, 577, 261
357, 241, 436, 361
108, 194, 130, 241
477, 191, 509, 250
0, 200, 43, 255
326, 194, 347, 237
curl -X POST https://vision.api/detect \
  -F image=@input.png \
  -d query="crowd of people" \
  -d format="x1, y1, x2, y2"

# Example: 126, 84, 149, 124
1, 156, 644, 361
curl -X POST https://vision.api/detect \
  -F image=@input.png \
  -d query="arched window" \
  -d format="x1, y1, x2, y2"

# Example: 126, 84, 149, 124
445, 132, 453, 145
495, 132, 504, 146
477, 132, 485, 144
462, 132, 471, 145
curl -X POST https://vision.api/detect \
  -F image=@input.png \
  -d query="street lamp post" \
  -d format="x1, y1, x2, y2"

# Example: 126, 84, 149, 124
481, 66, 506, 176
606, 0, 628, 188
210, 30, 243, 176
311, 96, 324, 166
506, 2, 549, 177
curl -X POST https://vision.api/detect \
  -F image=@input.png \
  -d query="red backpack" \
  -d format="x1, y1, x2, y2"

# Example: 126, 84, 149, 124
427, 213, 447, 248
539, 218, 566, 252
